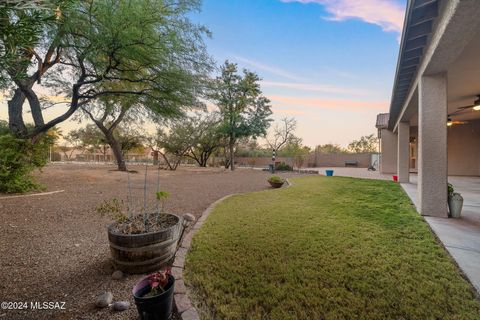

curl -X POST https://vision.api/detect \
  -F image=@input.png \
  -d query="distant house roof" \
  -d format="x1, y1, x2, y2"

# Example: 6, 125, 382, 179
376, 113, 390, 129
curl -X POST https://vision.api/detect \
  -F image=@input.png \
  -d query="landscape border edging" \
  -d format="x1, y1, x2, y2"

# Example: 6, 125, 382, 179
173, 193, 237, 320
173, 178, 292, 320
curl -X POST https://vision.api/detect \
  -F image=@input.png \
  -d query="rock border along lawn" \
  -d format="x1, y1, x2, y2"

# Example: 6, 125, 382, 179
173, 179, 291, 320
173, 194, 235, 320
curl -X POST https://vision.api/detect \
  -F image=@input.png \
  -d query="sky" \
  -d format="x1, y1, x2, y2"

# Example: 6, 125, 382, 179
0, 0, 407, 148
191, 0, 406, 147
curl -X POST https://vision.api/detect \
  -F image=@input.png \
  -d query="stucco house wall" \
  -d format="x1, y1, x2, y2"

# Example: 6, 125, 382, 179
447, 119, 480, 176
379, 129, 397, 174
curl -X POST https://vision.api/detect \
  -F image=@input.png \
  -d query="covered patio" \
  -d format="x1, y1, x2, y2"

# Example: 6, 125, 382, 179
373, 1, 480, 294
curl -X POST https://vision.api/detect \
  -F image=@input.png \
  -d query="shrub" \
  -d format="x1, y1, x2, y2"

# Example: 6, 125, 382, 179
276, 162, 292, 171
0, 134, 49, 193
448, 183, 454, 196
95, 198, 127, 223
268, 175, 284, 184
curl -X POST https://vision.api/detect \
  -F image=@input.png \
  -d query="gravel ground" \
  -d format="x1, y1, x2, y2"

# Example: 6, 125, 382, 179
0, 163, 299, 320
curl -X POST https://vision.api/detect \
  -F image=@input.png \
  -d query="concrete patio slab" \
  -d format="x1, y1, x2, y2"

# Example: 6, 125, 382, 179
402, 175, 480, 293
314, 167, 392, 180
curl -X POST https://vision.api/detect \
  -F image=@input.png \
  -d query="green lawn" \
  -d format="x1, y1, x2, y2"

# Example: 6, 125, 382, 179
185, 176, 480, 320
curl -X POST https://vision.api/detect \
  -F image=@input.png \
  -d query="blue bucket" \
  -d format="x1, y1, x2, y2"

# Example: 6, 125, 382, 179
326, 170, 334, 176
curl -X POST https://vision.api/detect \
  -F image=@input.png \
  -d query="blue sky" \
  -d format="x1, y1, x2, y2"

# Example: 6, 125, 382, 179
192, 0, 407, 147
0, 0, 407, 148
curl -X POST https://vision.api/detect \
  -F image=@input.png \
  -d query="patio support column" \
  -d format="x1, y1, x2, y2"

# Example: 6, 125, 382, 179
418, 74, 448, 217
397, 122, 410, 183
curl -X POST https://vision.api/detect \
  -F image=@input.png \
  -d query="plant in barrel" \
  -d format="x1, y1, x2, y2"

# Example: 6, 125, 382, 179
101, 163, 196, 319
268, 175, 286, 188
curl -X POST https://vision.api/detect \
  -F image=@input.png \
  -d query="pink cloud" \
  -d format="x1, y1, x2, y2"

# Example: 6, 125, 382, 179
260, 80, 369, 96
281, 0, 405, 34
269, 95, 388, 112
274, 108, 306, 115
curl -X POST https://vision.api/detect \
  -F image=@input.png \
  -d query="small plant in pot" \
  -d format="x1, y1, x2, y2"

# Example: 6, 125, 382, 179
448, 183, 463, 218
132, 268, 175, 320
131, 212, 195, 320
268, 175, 285, 188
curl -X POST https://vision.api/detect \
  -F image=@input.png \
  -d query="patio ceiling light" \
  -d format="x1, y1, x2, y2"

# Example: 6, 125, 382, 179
472, 96, 480, 111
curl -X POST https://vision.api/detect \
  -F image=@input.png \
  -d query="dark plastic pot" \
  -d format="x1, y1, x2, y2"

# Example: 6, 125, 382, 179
268, 180, 285, 188
133, 274, 175, 320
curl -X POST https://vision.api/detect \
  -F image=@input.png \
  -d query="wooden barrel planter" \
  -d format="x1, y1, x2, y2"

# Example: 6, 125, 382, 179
108, 213, 182, 274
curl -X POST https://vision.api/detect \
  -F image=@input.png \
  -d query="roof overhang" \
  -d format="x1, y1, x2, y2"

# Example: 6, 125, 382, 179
388, 0, 440, 129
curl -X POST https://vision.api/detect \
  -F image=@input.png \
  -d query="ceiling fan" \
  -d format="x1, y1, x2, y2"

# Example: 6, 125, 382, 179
457, 95, 480, 112
447, 95, 480, 126
456, 95, 480, 111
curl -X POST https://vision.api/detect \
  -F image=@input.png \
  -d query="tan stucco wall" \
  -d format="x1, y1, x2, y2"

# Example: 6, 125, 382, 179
447, 119, 480, 176
380, 129, 397, 174
312, 153, 372, 168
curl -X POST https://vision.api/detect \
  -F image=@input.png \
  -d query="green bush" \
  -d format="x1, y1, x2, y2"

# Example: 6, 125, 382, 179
276, 162, 293, 171
0, 134, 49, 193
268, 175, 284, 184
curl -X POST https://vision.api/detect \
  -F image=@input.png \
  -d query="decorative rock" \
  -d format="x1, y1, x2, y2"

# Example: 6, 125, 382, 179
174, 293, 193, 314
181, 308, 200, 320
111, 270, 123, 280
180, 232, 194, 248
174, 279, 187, 295
183, 213, 195, 223
95, 291, 113, 308
112, 301, 130, 311
171, 266, 183, 279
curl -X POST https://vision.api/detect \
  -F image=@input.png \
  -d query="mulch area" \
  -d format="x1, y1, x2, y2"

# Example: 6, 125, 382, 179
0, 163, 299, 320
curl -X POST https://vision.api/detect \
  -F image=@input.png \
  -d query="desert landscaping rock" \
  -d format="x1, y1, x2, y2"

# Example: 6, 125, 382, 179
112, 301, 130, 311
95, 291, 113, 308
111, 270, 123, 280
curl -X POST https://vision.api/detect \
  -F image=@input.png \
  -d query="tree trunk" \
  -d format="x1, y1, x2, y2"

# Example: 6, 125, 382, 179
159, 152, 175, 171
105, 131, 127, 171
229, 136, 235, 171
153, 151, 159, 166
7, 88, 28, 137
200, 153, 207, 167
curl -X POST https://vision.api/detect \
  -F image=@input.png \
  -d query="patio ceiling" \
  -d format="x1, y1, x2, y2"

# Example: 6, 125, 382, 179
446, 29, 480, 122
388, 0, 440, 129
404, 27, 480, 127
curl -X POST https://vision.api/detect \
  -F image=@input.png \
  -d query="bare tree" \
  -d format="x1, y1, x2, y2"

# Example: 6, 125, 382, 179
266, 117, 297, 167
